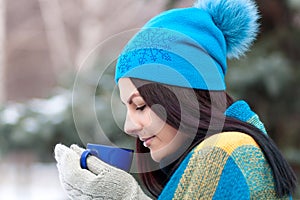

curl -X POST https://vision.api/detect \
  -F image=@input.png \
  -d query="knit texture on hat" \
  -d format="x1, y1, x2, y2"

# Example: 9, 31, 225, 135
115, 0, 260, 90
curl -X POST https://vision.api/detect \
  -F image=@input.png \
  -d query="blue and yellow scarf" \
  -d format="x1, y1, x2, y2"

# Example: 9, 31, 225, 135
158, 101, 291, 200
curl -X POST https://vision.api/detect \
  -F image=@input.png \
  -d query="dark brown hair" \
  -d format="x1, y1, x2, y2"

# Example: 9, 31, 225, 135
131, 78, 297, 198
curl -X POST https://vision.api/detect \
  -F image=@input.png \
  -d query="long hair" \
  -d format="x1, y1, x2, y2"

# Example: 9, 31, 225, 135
131, 78, 297, 198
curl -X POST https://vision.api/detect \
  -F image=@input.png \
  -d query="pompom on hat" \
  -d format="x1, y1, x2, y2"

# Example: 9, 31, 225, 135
115, 0, 260, 90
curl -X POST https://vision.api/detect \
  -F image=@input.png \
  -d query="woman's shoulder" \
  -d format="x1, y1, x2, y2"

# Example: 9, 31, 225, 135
168, 132, 281, 199
159, 132, 286, 199
189, 132, 268, 173
194, 131, 259, 156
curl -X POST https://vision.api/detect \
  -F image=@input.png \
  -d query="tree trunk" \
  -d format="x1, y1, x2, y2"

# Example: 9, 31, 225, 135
0, 0, 5, 103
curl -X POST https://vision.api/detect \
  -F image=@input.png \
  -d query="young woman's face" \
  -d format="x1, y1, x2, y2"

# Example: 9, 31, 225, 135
118, 78, 187, 162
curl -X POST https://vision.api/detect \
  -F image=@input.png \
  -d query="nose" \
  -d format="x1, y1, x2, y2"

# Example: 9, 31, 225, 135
124, 111, 142, 137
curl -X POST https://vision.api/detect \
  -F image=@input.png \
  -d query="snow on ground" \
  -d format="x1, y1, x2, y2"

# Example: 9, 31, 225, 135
0, 162, 67, 200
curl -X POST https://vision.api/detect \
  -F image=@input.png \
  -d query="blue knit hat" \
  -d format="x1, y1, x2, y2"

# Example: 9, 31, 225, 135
115, 0, 259, 90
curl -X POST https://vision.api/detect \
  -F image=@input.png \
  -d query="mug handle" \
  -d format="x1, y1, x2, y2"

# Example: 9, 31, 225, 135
80, 149, 98, 169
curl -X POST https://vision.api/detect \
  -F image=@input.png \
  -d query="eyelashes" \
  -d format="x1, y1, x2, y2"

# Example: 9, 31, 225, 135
136, 105, 146, 111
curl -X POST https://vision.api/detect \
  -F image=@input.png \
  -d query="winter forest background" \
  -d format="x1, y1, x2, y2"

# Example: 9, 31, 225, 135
0, 0, 299, 199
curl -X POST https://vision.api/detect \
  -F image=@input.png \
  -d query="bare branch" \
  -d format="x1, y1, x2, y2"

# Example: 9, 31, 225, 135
38, 0, 72, 75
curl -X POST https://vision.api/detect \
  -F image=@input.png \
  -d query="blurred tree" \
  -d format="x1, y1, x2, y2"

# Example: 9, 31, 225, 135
0, 0, 5, 103
256, 0, 291, 32
226, 0, 300, 196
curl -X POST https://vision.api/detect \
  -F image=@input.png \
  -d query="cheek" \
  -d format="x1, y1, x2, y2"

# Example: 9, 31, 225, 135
146, 109, 168, 134
127, 107, 152, 128
158, 126, 177, 144
132, 107, 152, 127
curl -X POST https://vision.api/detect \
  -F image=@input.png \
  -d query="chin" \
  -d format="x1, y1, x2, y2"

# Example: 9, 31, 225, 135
150, 150, 163, 163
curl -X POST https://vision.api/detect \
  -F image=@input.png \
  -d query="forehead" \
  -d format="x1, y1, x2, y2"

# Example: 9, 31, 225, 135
118, 78, 139, 102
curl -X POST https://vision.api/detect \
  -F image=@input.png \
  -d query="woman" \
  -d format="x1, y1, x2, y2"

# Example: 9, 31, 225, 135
54, 0, 297, 199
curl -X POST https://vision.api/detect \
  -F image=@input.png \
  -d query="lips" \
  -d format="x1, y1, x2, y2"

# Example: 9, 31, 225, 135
141, 136, 155, 148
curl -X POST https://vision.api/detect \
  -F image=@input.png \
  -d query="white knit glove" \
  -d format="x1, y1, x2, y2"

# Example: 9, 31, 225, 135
54, 144, 152, 200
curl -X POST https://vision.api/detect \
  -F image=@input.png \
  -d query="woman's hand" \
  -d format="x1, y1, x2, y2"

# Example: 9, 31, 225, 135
54, 144, 151, 200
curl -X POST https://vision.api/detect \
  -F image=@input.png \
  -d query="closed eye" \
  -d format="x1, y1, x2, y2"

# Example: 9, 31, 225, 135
136, 105, 146, 111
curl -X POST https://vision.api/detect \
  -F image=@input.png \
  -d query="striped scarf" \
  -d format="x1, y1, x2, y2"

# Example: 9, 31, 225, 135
158, 100, 291, 200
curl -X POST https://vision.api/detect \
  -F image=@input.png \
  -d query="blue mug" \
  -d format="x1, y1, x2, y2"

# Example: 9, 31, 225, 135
80, 143, 134, 172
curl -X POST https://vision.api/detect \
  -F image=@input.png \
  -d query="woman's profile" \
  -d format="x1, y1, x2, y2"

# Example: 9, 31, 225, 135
54, 0, 297, 199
